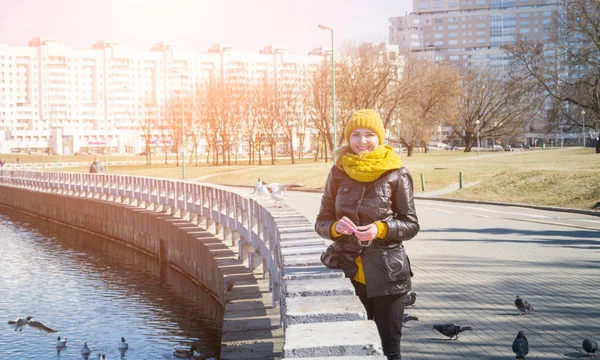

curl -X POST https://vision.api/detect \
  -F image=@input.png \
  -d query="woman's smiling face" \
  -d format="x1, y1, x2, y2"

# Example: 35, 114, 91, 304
349, 128, 379, 154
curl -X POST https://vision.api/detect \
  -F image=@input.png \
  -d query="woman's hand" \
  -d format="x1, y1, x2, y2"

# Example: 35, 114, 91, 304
335, 216, 357, 235
354, 223, 378, 242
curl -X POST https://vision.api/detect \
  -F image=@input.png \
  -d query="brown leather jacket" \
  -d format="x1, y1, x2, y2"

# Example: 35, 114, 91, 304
315, 165, 420, 298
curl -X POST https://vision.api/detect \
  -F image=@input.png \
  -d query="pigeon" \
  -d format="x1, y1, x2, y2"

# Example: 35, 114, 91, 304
266, 183, 305, 207
402, 313, 419, 325
432, 323, 473, 340
583, 338, 598, 358
173, 345, 203, 358
56, 336, 67, 347
8, 316, 32, 331
81, 342, 92, 355
224, 278, 235, 292
512, 330, 529, 359
251, 178, 270, 202
404, 292, 417, 307
118, 336, 129, 350
515, 295, 534, 315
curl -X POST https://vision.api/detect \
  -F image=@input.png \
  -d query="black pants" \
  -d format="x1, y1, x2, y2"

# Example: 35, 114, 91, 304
352, 280, 405, 360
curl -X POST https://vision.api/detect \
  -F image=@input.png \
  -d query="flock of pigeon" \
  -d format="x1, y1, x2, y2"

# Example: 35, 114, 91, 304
402, 292, 598, 359
250, 178, 304, 207
7, 315, 216, 359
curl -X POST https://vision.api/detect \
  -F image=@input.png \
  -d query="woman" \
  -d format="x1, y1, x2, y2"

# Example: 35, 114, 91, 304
315, 109, 419, 360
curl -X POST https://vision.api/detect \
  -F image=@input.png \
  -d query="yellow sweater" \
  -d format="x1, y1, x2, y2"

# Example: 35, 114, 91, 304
330, 221, 388, 284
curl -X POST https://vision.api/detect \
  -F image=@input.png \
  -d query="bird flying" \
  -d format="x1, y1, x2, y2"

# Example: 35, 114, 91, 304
404, 292, 417, 307
512, 330, 529, 359
27, 318, 57, 333
8, 316, 32, 331
9, 316, 56, 332
432, 323, 473, 340
515, 295, 534, 315
266, 183, 305, 207
583, 338, 598, 358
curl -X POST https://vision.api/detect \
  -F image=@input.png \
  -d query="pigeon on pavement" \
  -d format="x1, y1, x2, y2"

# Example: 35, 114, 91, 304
402, 313, 419, 325
224, 278, 235, 292
515, 295, 534, 315
266, 183, 305, 207
512, 330, 529, 359
583, 338, 598, 358
432, 323, 472, 340
404, 292, 417, 307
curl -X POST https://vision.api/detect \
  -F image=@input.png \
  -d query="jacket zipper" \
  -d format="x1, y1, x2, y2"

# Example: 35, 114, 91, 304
356, 184, 366, 226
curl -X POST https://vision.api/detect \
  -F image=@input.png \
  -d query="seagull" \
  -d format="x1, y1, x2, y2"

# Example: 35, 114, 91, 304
8, 316, 32, 331
56, 336, 67, 347
118, 337, 129, 350
266, 183, 305, 207
432, 323, 473, 340
402, 313, 419, 325
515, 295, 534, 315
81, 342, 91, 356
173, 345, 203, 358
251, 178, 270, 202
512, 330, 529, 359
27, 317, 57, 333
583, 338, 598, 358
404, 292, 417, 307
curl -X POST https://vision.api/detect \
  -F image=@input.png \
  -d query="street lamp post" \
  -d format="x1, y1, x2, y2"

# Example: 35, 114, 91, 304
395, 120, 402, 155
581, 110, 586, 147
475, 120, 481, 156
318, 24, 337, 162
170, 68, 186, 179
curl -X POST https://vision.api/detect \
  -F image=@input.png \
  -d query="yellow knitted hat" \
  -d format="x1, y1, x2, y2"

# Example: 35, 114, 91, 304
344, 109, 385, 145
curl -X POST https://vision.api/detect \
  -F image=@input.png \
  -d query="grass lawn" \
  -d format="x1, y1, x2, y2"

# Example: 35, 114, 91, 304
5, 148, 599, 210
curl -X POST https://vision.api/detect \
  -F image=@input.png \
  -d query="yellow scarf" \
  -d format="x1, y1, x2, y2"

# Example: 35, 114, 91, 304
339, 145, 402, 182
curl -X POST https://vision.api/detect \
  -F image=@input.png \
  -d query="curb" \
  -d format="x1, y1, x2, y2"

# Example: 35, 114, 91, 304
225, 184, 600, 218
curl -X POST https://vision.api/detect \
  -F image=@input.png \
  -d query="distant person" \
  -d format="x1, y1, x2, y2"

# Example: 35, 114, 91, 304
89, 157, 104, 173
16, 157, 19, 164
0, 158, 5, 167
315, 109, 419, 360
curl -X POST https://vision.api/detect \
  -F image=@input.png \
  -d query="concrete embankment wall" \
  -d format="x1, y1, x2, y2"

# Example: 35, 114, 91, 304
0, 186, 224, 305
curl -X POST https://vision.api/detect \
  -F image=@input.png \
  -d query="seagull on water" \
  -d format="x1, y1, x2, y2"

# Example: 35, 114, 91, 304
173, 345, 203, 358
81, 342, 91, 356
118, 336, 129, 350
56, 336, 67, 347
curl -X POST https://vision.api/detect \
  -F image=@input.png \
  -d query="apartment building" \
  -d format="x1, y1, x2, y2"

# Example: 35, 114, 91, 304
389, 0, 559, 72
0, 37, 325, 155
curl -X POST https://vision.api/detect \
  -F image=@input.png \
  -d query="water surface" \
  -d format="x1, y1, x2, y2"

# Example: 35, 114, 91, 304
0, 206, 223, 359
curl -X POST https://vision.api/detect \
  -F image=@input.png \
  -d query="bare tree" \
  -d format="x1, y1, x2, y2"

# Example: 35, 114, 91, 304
503, 0, 600, 137
396, 56, 461, 156
137, 101, 157, 165
445, 68, 540, 152
306, 59, 332, 161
